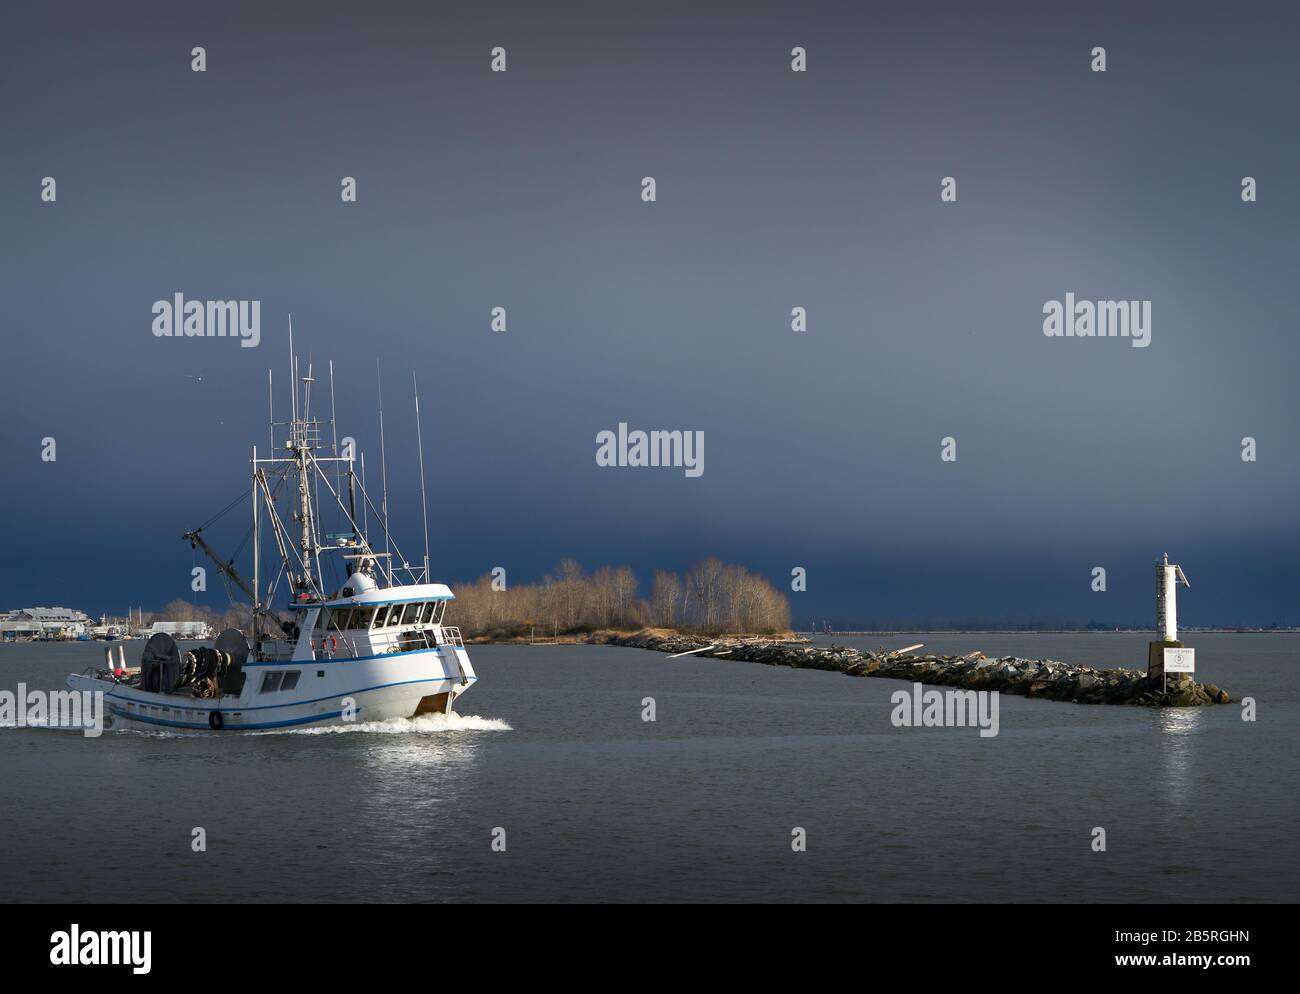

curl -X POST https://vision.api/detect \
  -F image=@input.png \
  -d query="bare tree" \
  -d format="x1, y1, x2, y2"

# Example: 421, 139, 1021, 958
650, 570, 682, 628
686, 558, 726, 631
445, 558, 789, 638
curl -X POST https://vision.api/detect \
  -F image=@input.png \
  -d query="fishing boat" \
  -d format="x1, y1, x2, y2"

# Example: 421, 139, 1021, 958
66, 323, 476, 731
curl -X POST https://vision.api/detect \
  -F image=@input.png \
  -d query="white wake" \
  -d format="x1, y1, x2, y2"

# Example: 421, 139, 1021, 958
269, 712, 512, 736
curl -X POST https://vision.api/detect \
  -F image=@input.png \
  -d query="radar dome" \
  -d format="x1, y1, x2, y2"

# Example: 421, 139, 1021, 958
340, 572, 377, 598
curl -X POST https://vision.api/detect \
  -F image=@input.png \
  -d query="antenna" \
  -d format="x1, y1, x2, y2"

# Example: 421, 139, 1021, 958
302, 359, 313, 423
329, 359, 343, 500
267, 368, 274, 450
413, 370, 431, 582
304, 359, 322, 556
376, 361, 391, 581
288, 314, 297, 425
252, 443, 259, 643
360, 451, 369, 534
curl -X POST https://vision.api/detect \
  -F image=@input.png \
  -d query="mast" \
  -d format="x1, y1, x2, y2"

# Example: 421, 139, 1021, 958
192, 320, 432, 650
306, 359, 323, 562
294, 362, 316, 595
413, 370, 431, 582
347, 453, 358, 537
377, 361, 391, 579
360, 451, 369, 535
288, 315, 297, 424
330, 359, 347, 533
251, 444, 259, 645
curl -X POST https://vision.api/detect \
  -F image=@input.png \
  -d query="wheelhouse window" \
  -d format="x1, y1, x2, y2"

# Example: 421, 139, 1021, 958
338, 607, 364, 631
258, 670, 300, 693
418, 601, 446, 625
359, 602, 446, 630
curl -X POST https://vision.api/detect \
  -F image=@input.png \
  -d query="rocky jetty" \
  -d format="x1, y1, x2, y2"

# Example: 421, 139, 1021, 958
595, 631, 1231, 707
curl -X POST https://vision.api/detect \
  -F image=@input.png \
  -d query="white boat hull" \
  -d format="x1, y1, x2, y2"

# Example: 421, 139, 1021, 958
67, 645, 476, 732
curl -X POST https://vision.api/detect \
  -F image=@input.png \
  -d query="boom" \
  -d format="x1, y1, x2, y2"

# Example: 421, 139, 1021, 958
183, 529, 255, 601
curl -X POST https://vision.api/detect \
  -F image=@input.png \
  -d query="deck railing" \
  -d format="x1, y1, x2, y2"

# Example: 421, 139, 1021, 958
309, 625, 464, 659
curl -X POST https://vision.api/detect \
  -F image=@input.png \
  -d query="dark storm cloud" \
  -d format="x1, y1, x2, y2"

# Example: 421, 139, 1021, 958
1, 1, 1296, 626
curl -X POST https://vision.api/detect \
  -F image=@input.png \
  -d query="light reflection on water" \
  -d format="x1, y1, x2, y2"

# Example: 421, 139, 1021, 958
359, 729, 491, 785
1155, 707, 1203, 809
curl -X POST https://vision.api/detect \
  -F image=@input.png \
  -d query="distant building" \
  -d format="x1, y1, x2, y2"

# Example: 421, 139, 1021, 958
1, 607, 92, 640
148, 620, 212, 640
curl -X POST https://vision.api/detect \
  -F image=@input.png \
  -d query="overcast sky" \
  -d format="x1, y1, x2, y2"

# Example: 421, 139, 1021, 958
2, 1, 1297, 627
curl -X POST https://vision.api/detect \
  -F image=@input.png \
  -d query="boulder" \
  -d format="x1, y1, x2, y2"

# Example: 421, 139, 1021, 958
1203, 683, 1229, 704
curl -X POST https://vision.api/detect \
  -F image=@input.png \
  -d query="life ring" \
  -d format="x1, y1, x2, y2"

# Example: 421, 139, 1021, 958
209, 711, 224, 730
330, 635, 337, 650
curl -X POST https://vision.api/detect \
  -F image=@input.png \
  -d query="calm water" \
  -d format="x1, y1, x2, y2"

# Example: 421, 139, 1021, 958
1, 634, 1296, 903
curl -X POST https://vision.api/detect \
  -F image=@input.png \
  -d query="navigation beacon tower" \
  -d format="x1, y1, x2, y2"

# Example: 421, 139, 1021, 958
1148, 552, 1190, 676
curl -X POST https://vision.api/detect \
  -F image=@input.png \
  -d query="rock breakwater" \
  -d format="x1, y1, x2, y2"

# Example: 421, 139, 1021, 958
595, 631, 1231, 707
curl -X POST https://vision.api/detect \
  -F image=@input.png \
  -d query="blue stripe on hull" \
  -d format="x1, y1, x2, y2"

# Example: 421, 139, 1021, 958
111, 706, 352, 730
105, 675, 476, 714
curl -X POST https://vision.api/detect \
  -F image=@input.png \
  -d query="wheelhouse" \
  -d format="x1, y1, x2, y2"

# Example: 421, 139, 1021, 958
284, 584, 462, 662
